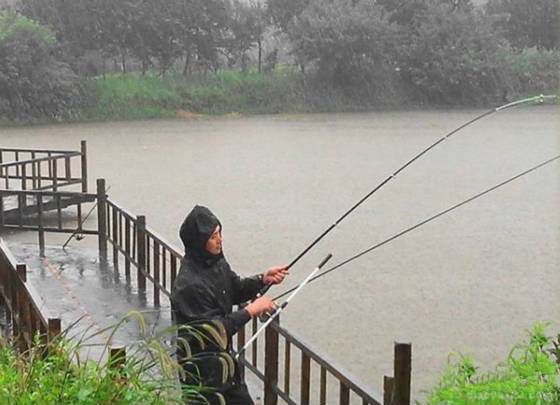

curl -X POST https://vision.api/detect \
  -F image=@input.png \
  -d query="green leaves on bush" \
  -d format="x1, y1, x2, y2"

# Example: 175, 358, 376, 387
0, 11, 84, 122
427, 323, 560, 405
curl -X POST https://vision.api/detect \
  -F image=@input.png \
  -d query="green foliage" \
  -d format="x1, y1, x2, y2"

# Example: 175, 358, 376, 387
427, 323, 560, 405
509, 47, 560, 95
486, 0, 559, 51
289, 0, 402, 101
0, 11, 84, 121
398, 2, 512, 105
0, 312, 236, 404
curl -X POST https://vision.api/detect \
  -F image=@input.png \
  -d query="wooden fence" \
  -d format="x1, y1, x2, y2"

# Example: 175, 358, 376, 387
0, 142, 88, 192
0, 238, 61, 350
99, 178, 411, 405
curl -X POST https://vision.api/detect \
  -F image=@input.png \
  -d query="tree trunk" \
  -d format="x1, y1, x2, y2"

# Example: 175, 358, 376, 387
183, 51, 192, 76
258, 39, 262, 73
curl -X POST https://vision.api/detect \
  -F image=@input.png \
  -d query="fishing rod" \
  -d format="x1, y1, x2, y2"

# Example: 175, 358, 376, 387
257, 94, 557, 298
236, 253, 332, 359
273, 154, 560, 301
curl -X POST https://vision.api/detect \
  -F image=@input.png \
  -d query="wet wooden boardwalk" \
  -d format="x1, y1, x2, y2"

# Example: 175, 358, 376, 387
5, 242, 171, 358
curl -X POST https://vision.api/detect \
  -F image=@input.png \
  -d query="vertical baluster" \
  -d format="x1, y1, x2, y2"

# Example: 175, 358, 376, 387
0, 194, 4, 227
285, 340, 291, 396
47, 152, 52, 178
21, 163, 27, 190
118, 213, 123, 251
15, 152, 19, 178
81, 140, 88, 192
37, 159, 42, 189
125, 217, 131, 278
153, 241, 160, 307
320, 366, 327, 405
52, 157, 58, 191
37, 194, 45, 257
137, 216, 146, 291
252, 317, 258, 367
162, 248, 167, 292
31, 152, 37, 189
64, 156, 70, 183
77, 203, 83, 234
339, 382, 350, 405
17, 194, 24, 228
96, 179, 108, 261
264, 317, 279, 405
112, 205, 118, 268
237, 322, 246, 379
301, 352, 311, 405
56, 195, 62, 229
171, 255, 177, 287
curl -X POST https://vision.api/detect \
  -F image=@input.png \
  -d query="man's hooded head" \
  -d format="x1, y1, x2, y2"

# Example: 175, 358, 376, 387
180, 205, 223, 264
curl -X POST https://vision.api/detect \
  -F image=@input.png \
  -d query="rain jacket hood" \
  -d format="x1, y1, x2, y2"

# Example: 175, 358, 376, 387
179, 205, 223, 266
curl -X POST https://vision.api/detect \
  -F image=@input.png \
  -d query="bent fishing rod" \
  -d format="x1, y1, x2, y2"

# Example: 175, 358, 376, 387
273, 154, 560, 302
257, 94, 557, 298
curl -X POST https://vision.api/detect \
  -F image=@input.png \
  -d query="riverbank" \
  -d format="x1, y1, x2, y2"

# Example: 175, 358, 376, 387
2, 67, 558, 128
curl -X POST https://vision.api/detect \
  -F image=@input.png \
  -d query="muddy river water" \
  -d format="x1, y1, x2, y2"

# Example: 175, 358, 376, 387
1, 105, 559, 400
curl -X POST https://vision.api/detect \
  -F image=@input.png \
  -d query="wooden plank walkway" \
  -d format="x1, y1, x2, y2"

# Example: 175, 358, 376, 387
4, 242, 171, 359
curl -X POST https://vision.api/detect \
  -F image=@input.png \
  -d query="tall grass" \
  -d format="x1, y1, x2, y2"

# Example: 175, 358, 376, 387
426, 323, 560, 405
0, 312, 228, 404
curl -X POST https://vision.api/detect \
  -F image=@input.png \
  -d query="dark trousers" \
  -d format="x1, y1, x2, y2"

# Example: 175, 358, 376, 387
222, 383, 254, 405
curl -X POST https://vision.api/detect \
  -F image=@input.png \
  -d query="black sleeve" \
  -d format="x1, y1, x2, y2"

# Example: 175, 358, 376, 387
229, 270, 265, 305
172, 283, 250, 338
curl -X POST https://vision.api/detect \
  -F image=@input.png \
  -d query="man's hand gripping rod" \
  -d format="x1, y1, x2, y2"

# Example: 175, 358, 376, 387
236, 253, 333, 360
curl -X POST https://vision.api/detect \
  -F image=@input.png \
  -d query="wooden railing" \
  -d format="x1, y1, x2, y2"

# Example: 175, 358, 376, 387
98, 177, 411, 405
0, 189, 97, 256
0, 142, 88, 192
0, 238, 61, 350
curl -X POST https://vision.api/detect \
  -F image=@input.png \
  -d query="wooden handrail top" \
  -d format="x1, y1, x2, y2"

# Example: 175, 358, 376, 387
145, 227, 183, 260
0, 152, 81, 168
0, 147, 79, 154
272, 322, 383, 405
106, 199, 138, 221
0, 237, 20, 268
0, 189, 97, 198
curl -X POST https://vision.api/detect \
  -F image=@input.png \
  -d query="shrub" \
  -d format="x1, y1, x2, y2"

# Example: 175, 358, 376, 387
427, 323, 560, 405
0, 11, 84, 122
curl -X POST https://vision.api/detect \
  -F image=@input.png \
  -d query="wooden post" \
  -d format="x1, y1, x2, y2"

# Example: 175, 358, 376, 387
301, 351, 311, 405
16, 264, 26, 282
237, 320, 246, 380
109, 346, 126, 371
136, 216, 146, 291
383, 376, 394, 405
81, 140, 88, 192
264, 316, 279, 405
37, 194, 45, 257
47, 318, 61, 342
97, 179, 108, 261
392, 343, 411, 405
112, 205, 119, 268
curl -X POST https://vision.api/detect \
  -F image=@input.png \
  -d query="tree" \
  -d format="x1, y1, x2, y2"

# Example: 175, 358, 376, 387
229, 0, 268, 71
0, 11, 83, 120
399, 2, 511, 104
485, 0, 559, 50
288, 0, 399, 95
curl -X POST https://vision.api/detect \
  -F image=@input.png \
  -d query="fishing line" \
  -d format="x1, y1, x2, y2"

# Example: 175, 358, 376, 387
273, 154, 560, 301
258, 94, 557, 297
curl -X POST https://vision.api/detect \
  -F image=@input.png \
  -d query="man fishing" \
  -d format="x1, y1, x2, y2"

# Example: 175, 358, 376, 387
171, 205, 288, 405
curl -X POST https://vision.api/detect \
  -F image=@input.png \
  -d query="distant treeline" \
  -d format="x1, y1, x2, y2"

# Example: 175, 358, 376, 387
0, 0, 558, 123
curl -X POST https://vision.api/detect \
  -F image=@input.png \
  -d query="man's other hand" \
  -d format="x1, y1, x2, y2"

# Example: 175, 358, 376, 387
245, 296, 277, 318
